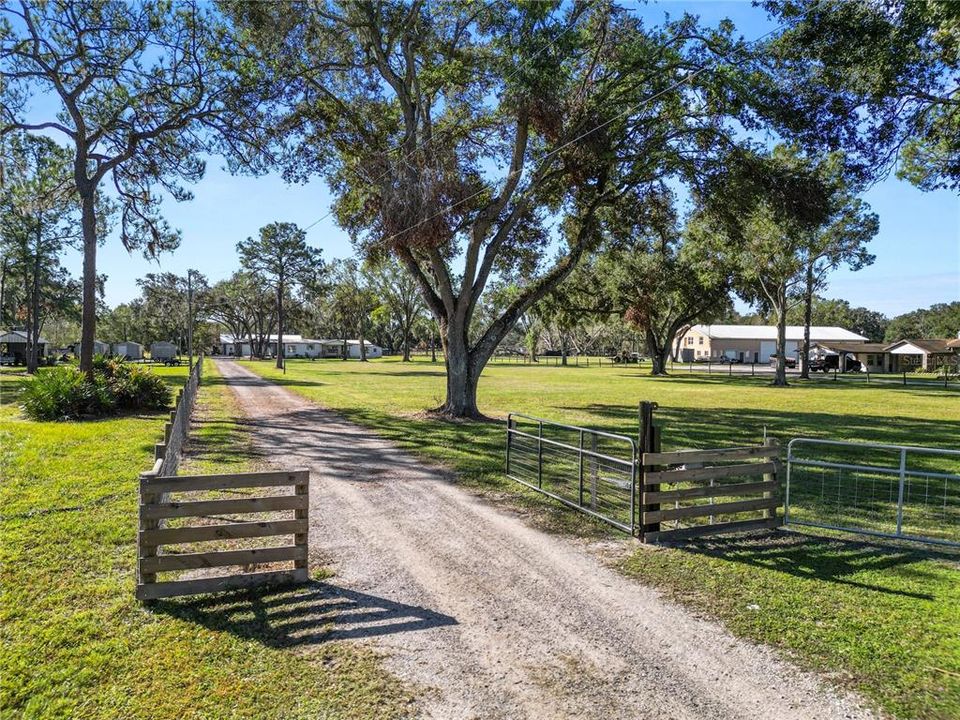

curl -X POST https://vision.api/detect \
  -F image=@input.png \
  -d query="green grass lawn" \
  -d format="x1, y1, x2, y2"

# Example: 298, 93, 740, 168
0, 362, 410, 720
238, 356, 960, 720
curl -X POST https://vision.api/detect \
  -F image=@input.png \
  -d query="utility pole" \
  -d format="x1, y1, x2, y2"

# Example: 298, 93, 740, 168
187, 269, 195, 372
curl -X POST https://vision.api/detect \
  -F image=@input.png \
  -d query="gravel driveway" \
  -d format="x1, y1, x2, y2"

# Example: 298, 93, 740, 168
214, 359, 875, 720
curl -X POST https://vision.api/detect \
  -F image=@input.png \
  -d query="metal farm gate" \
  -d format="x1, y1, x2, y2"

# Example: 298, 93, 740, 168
506, 413, 639, 533
505, 403, 784, 542
785, 438, 960, 547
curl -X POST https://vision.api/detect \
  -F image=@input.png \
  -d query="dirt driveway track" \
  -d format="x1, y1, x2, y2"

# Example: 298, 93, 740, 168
214, 359, 874, 720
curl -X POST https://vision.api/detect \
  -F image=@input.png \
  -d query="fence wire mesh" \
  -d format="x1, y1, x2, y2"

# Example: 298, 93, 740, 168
786, 439, 960, 547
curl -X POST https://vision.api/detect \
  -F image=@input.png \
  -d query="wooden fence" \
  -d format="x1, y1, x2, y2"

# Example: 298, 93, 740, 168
640, 438, 781, 543
152, 356, 203, 478
137, 469, 310, 600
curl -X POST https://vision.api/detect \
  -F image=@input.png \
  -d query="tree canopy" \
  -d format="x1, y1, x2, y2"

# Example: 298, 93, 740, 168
238, 222, 323, 369
763, 0, 960, 190
231, 0, 830, 415
0, 0, 259, 371
885, 302, 960, 342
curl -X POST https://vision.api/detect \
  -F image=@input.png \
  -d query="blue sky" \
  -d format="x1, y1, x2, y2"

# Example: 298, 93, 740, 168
41, 1, 960, 316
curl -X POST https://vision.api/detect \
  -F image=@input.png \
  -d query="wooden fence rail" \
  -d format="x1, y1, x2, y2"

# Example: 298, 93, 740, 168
152, 356, 203, 478
137, 469, 310, 601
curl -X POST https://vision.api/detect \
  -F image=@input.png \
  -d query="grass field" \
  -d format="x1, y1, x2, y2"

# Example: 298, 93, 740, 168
0, 362, 409, 720
238, 356, 960, 720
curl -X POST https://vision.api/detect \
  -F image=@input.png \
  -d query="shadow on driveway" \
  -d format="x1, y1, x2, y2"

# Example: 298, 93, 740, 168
152, 580, 458, 647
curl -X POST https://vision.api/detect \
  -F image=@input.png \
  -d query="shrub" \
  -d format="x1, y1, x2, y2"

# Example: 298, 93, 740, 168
21, 366, 94, 421
91, 353, 124, 377
21, 360, 170, 421
84, 372, 119, 416
109, 364, 170, 409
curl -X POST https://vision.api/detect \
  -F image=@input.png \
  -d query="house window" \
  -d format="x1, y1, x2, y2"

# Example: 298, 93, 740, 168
698, 337, 704, 345
686, 337, 694, 346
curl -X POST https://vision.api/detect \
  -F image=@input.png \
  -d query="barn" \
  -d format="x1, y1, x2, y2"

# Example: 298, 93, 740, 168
678, 325, 868, 363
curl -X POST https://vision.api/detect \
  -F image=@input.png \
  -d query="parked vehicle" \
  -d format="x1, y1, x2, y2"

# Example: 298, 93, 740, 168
768, 354, 797, 369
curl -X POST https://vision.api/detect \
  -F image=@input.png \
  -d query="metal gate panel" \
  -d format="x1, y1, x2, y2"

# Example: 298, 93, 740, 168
506, 413, 638, 533
785, 438, 960, 547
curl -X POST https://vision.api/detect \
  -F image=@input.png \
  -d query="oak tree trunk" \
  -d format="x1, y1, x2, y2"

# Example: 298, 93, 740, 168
644, 328, 671, 376
442, 342, 482, 417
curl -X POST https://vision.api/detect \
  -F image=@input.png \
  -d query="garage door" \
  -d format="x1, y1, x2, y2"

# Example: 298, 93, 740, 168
759, 341, 776, 363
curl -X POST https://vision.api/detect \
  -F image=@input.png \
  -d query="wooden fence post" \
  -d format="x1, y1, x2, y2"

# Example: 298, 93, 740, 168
294, 471, 309, 582
643, 427, 662, 539
638, 401, 660, 540
138, 471, 159, 600
762, 437, 779, 520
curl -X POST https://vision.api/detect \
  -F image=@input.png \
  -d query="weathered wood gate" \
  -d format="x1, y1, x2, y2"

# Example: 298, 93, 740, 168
137, 469, 310, 600
639, 440, 781, 543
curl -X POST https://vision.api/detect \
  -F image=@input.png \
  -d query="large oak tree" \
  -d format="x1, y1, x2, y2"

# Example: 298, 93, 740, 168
235, 0, 796, 416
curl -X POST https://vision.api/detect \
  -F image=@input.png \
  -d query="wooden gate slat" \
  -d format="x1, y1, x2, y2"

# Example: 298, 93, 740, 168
136, 569, 307, 600
645, 516, 780, 543
643, 479, 777, 503
140, 519, 307, 545
643, 445, 779, 466
140, 495, 306, 520
141, 470, 308, 493
644, 461, 777, 485
139, 545, 305, 573
646, 496, 779, 524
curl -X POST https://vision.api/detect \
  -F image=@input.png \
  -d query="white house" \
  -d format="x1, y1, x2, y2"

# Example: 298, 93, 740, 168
280, 338, 383, 359
218, 334, 252, 357
218, 333, 383, 359
320, 340, 383, 359
678, 325, 868, 363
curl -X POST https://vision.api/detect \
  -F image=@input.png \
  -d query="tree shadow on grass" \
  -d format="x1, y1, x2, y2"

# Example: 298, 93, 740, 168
184, 416, 264, 466
212, 373, 328, 389
280, 368, 446, 379
611, 371, 960, 396
671, 530, 958, 601
151, 580, 457, 647
553, 404, 960, 451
